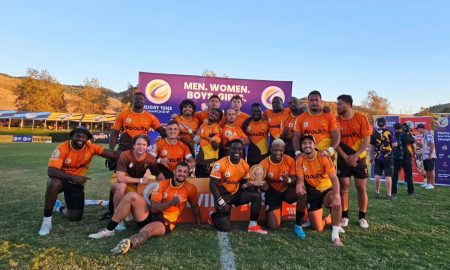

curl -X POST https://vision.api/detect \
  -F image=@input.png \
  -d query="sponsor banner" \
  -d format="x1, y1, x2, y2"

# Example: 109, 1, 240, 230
32, 136, 52, 143
137, 178, 296, 223
400, 116, 432, 182
47, 113, 85, 121
433, 113, 450, 186
92, 132, 110, 144
0, 110, 17, 119
82, 114, 116, 123
138, 72, 293, 125
370, 115, 400, 180
11, 111, 51, 120
0, 135, 13, 143
12, 135, 33, 143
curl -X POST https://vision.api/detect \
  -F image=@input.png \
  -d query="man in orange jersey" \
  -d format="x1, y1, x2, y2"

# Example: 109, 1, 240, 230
293, 90, 340, 158
209, 139, 267, 234
89, 162, 206, 255
220, 107, 249, 158
296, 135, 344, 246
335, 95, 372, 229
194, 108, 223, 177
151, 120, 196, 178
194, 94, 223, 124
259, 139, 307, 238
242, 103, 269, 167
263, 96, 291, 144
229, 95, 250, 128
173, 99, 200, 151
280, 97, 303, 157
104, 92, 167, 219
38, 126, 119, 236
112, 135, 165, 230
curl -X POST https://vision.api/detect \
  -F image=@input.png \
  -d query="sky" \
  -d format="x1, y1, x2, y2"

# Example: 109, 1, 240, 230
1, 0, 449, 114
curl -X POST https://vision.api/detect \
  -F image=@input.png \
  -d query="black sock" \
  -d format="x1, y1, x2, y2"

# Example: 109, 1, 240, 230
44, 209, 52, 217
106, 220, 119, 231
295, 211, 305, 226
342, 211, 349, 218
359, 211, 366, 219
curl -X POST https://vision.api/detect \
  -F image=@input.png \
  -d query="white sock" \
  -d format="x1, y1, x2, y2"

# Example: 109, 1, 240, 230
43, 216, 52, 223
332, 226, 340, 240
248, 221, 257, 227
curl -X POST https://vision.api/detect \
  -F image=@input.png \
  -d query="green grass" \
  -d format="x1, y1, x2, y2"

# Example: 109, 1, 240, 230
1, 143, 449, 269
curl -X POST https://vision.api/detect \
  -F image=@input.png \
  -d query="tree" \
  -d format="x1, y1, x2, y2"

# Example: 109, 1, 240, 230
120, 83, 139, 109
361, 91, 390, 120
202, 69, 228, 78
14, 68, 66, 111
75, 78, 109, 114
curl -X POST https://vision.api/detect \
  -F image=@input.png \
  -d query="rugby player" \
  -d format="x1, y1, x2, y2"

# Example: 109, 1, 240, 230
209, 139, 267, 234
263, 96, 291, 144
173, 99, 200, 150
220, 107, 249, 158
242, 103, 269, 167
89, 162, 206, 255
38, 126, 118, 236
335, 95, 372, 229
416, 123, 437, 189
194, 94, 224, 124
296, 135, 344, 247
280, 97, 303, 157
229, 95, 250, 128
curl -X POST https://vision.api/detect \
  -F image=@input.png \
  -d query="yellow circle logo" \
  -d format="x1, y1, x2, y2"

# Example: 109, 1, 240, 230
145, 79, 172, 104
261, 86, 285, 109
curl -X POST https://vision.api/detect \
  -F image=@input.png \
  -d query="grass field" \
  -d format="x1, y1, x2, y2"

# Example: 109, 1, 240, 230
1, 143, 449, 270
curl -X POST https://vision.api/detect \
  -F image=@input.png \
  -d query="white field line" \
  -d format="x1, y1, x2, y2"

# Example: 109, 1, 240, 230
217, 231, 236, 270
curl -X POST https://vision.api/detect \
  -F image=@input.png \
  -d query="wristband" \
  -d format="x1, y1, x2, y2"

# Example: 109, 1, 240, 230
217, 197, 226, 207
157, 158, 161, 164
295, 151, 301, 156
327, 147, 335, 155
139, 178, 143, 184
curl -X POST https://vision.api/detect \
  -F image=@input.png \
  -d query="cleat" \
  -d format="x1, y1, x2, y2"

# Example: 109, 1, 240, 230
53, 200, 63, 212
247, 224, 268, 235
420, 183, 429, 188
88, 228, 115, 239
294, 224, 306, 239
338, 226, 346, 234
301, 220, 311, 228
115, 222, 127, 231
340, 217, 349, 227
38, 221, 52, 236
425, 185, 435, 190
111, 239, 131, 255
359, 218, 369, 229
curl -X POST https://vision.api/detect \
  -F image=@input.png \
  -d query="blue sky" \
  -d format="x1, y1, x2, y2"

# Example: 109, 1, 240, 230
1, 1, 449, 113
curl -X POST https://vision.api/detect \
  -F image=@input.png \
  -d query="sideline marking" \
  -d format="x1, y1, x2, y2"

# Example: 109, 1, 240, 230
217, 231, 236, 270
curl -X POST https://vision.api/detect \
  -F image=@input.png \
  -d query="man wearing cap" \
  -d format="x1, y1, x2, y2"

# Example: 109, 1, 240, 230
370, 118, 397, 199
416, 124, 436, 189
392, 123, 416, 196
38, 126, 119, 236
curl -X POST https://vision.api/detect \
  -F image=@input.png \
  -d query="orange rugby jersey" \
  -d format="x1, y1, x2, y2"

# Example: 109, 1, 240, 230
221, 124, 248, 149
151, 139, 193, 171
234, 111, 250, 128
246, 119, 269, 160
259, 154, 296, 192
337, 111, 372, 159
281, 112, 300, 137
174, 115, 199, 146
48, 141, 104, 177
264, 109, 291, 139
194, 111, 225, 126
197, 122, 222, 165
150, 179, 198, 231
293, 111, 339, 151
296, 153, 335, 192
113, 109, 162, 150
210, 157, 250, 194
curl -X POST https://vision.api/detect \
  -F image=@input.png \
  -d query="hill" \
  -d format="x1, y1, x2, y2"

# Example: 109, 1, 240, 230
416, 103, 450, 115
0, 73, 124, 113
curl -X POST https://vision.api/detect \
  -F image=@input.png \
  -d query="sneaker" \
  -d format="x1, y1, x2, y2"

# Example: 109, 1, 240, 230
88, 228, 115, 239
294, 224, 306, 239
420, 183, 429, 188
38, 221, 52, 236
359, 218, 369, 229
247, 224, 268, 235
340, 217, 349, 227
111, 239, 131, 255
53, 200, 63, 212
301, 220, 311, 228
115, 222, 127, 231
425, 185, 435, 190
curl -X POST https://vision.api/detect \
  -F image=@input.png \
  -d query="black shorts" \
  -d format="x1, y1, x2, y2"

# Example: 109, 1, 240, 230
60, 181, 85, 211
337, 157, 368, 179
374, 159, 393, 177
265, 186, 296, 211
137, 212, 171, 234
306, 187, 331, 211
423, 159, 435, 172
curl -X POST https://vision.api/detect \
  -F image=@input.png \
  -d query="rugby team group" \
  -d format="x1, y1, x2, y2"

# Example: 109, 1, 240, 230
38, 90, 432, 254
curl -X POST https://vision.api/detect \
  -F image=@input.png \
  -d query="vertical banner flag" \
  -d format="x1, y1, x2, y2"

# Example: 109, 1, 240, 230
433, 113, 450, 186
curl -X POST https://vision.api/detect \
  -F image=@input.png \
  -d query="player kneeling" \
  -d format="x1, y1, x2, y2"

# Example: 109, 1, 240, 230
88, 162, 206, 255
296, 135, 344, 247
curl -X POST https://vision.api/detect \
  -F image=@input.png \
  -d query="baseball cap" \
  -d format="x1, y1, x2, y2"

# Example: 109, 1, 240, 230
376, 117, 386, 126
300, 134, 316, 144
393, 123, 402, 130
69, 126, 93, 140
416, 123, 426, 129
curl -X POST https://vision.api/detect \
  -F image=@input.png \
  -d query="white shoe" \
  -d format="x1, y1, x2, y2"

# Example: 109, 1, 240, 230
88, 228, 115, 239
115, 222, 127, 231
359, 218, 369, 229
340, 217, 349, 227
339, 226, 346, 234
301, 220, 311, 228
420, 183, 429, 188
38, 221, 52, 236
425, 185, 435, 190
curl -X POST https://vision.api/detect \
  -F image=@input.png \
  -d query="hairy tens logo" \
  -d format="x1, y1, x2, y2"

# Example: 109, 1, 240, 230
261, 86, 285, 110
145, 79, 172, 105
